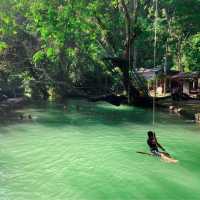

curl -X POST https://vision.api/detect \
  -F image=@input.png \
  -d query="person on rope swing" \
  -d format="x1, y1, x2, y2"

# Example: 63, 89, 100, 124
147, 131, 168, 157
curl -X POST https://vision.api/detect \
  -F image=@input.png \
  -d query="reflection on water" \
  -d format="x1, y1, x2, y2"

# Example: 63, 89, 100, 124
0, 99, 200, 200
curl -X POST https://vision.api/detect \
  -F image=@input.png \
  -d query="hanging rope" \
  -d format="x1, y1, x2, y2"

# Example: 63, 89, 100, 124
128, 32, 131, 104
152, 0, 158, 129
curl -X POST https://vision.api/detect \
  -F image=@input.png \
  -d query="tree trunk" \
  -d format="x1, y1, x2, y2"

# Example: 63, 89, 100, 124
121, 0, 139, 103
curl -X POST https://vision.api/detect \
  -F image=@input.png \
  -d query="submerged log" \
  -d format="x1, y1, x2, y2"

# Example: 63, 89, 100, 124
89, 94, 127, 106
89, 93, 157, 107
89, 93, 171, 107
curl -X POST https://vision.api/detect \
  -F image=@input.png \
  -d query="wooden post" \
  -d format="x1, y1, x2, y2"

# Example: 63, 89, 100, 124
155, 78, 158, 96
163, 77, 166, 95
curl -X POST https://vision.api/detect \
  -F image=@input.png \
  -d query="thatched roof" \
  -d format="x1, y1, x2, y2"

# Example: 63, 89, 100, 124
171, 72, 200, 80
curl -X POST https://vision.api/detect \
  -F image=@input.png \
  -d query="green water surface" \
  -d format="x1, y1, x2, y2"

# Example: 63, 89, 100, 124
0, 100, 200, 200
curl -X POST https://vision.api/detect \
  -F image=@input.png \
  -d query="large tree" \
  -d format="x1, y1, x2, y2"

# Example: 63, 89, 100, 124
0, 0, 199, 102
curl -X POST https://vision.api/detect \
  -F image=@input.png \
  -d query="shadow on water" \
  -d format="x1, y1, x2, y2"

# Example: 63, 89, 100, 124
32, 104, 151, 128
0, 99, 193, 130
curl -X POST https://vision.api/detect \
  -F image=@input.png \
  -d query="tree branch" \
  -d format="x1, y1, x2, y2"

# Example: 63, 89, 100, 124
94, 15, 117, 55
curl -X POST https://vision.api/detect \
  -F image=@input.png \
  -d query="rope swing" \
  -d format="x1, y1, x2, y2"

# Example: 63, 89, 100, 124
152, 0, 158, 129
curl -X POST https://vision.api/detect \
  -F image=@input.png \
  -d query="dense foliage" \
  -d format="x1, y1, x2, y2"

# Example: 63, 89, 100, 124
0, 0, 199, 99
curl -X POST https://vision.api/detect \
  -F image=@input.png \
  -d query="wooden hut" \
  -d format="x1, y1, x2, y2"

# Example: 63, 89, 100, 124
137, 68, 179, 97
171, 72, 200, 99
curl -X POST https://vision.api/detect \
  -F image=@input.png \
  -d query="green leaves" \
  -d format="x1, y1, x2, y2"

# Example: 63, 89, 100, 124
183, 33, 200, 71
33, 47, 57, 63
33, 50, 45, 63
0, 42, 7, 53
46, 48, 56, 60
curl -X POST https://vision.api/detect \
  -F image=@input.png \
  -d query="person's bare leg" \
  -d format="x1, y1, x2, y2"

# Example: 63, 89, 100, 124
160, 152, 171, 158
160, 153, 178, 163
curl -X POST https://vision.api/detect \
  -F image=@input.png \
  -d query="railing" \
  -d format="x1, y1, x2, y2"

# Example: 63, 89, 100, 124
130, 68, 149, 97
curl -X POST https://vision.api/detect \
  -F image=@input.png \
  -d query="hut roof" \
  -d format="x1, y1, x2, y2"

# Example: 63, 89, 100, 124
137, 69, 179, 80
171, 72, 200, 80
137, 68, 162, 80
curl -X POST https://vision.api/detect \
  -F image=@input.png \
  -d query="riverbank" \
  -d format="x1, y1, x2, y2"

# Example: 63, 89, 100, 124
158, 98, 200, 122
0, 97, 29, 118
1, 96, 200, 124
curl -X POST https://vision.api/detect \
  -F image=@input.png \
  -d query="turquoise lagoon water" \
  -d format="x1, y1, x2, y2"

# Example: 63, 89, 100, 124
0, 99, 200, 200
